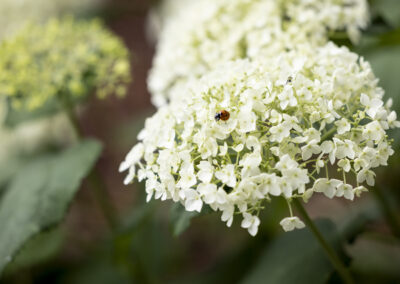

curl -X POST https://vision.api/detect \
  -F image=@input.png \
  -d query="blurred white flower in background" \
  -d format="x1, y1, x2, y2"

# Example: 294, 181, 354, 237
146, 0, 194, 43
148, 0, 369, 107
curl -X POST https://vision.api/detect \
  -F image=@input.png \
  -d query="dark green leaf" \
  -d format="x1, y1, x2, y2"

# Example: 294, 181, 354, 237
0, 139, 102, 275
119, 203, 155, 234
337, 198, 382, 240
371, 0, 400, 28
241, 219, 340, 284
169, 203, 200, 237
0, 156, 24, 192
62, 259, 132, 284
169, 203, 213, 236
3, 227, 65, 275
347, 232, 400, 283
357, 45, 400, 112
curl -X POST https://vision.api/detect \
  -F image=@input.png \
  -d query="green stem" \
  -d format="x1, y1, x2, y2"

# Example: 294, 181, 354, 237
59, 94, 117, 231
321, 126, 337, 141
63, 97, 83, 139
293, 199, 354, 284
88, 169, 118, 230
372, 187, 400, 238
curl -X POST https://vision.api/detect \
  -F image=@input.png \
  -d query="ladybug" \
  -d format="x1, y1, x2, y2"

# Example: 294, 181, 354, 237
214, 110, 230, 121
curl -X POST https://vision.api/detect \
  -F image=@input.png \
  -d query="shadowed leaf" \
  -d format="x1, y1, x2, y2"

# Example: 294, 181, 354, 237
0, 140, 102, 275
241, 219, 340, 284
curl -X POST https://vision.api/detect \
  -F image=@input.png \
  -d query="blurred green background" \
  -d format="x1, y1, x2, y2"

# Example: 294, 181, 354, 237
0, 0, 400, 283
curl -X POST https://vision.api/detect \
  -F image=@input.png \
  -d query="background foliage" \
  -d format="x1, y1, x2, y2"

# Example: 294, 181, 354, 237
0, 0, 399, 283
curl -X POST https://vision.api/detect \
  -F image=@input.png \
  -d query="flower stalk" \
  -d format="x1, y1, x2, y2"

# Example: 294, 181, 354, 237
60, 93, 118, 231
293, 199, 354, 284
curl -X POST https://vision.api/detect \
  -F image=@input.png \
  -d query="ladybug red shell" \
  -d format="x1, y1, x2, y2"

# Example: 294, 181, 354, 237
214, 110, 230, 121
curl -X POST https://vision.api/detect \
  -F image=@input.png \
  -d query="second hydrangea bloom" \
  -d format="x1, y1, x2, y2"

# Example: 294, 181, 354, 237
0, 17, 130, 110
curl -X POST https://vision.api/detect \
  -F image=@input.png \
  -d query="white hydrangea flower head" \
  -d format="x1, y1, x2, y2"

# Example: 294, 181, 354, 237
121, 42, 399, 235
148, 0, 369, 107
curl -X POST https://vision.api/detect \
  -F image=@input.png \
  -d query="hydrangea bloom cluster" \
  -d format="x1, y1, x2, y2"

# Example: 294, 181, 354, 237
0, 17, 130, 110
148, 0, 369, 106
121, 42, 399, 235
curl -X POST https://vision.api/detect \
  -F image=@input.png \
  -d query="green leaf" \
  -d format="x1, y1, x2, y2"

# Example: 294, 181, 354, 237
119, 202, 155, 234
169, 203, 213, 236
169, 203, 200, 236
337, 198, 382, 240
63, 259, 132, 284
0, 139, 102, 275
241, 219, 340, 284
0, 156, 24, 191
347, 232, 400, 283
356, 45, 400, 112
3, 227, 65, 275
371, 0, 400, 28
